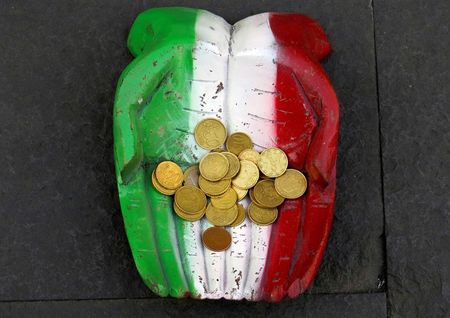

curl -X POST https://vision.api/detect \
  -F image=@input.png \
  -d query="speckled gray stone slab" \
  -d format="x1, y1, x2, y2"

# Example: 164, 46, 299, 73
0, 0, 384, 300
1, 293, 387, 318
374, 0, 450, 317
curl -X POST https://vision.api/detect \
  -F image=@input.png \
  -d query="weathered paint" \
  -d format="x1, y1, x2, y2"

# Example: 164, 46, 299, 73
224, 13, 278, 301
115, 7, 199, 298
114, 8, 339, 302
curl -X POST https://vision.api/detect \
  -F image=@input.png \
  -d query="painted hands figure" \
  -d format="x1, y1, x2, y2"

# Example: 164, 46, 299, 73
114, 7, 339, 302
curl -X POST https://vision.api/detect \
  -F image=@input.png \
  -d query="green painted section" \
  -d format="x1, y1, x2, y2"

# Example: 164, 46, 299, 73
113, 7, 200, 297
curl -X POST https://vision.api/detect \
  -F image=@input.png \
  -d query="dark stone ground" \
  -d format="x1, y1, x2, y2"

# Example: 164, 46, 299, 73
0, 0, 448, 317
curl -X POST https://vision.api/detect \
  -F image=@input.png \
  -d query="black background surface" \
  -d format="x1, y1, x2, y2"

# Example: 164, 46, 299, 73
0, 1, 448, 317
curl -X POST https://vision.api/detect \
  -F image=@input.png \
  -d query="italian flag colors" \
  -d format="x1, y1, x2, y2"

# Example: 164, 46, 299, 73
114, 7, 339, 302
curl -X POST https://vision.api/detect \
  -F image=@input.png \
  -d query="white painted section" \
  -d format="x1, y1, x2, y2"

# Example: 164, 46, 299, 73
224, 198, 252, 299
179, 11, 278, 300
178, 220, 208, 298
225, 13, 278, 153
242, 224, 272, 300
180, 10, 231, 299
225, 13, 278, 301
187, 10, 231, 160
201, 218, 226, 299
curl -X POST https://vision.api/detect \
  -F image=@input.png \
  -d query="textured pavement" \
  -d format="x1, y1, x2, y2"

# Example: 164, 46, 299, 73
0, 0, 448, 317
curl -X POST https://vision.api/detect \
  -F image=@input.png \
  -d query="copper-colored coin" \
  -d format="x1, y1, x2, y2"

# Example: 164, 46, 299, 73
230, 203, 246, 227
194, 118, 227, 150
183, 165, 199, 187
226, 132, 253, 155
205, 203, 239, 226
155, 161, 184, 189
248, 202, 278, 226
174, 186, 207, 214
210, 188, 237, 209
151, 170, 177, 195
202, 227, 232, 252
238, 148, 260, 165
198, 175, 230, 196
253, 179, 285, 208
231, 160, 259, 189
258, 148, 288, 178
173, 202, 205, 222
274, 169, 308, 199
232, 185, 248, 201
199, 152, 229, 181
222, 152, 241, 179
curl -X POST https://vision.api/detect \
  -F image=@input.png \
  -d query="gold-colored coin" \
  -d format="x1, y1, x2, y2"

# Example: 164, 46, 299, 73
202, 227, 232, 251
199, 152, 229, 181
194, 118, 227, 150
230, 203, 246, 227
226, 132, 253, 155
151, 170, 177, 195
231, 160, 259, 189
249, 188, 257, 203
232, 185, 248, 201
198, 175, 230, 196
183, 165, 199, 187
155, 161, 184, 189
249, 188, 264, 207
222, 152, 240, 179
275, 169, 308, 199
173, 202, 205, 222
205, 203, 239, 226
253, 179, 285, 208
210, 188, 237, 209
248, 202, 278, 226
174, 186, 207, 214
258, 148, 288, 178
238, 148, 260, 165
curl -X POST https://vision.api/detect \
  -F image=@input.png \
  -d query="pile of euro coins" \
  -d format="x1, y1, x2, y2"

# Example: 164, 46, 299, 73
151, 118, 308, 252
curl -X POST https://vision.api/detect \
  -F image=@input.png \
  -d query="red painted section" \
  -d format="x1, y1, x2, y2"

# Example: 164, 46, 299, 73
287, 166, 336, 298
260, 13, 339, 302
268, 13, 331, 62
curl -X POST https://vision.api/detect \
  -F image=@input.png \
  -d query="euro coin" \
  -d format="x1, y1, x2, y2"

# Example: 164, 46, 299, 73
231, 160, 259, 189
174, 186, 207, 214
210, 188, 238, 209
198, 175, 230, 196
183, 165, 199, 187
173, 202, 205, 222
222, 152, 240, 179
194, 118, 227, 150
230, 203, 246, 227
232, 185, 248, 201
238, 148, 260, 165
249, 188, 257, 203
151, 170, 177, 195
248, 202, 278, 226
274, 169, 308, 199
199, 152, 229, 181
202, 227, 232, 252
258, 148, 288, 178
155, 161, 184, 189
205, 203, 239, 227
253, 179, 285, 208
249, 188, 264, 207
226, 132, 253, 155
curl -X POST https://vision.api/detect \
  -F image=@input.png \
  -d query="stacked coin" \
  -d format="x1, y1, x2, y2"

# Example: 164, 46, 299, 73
151, 118, 309, 251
